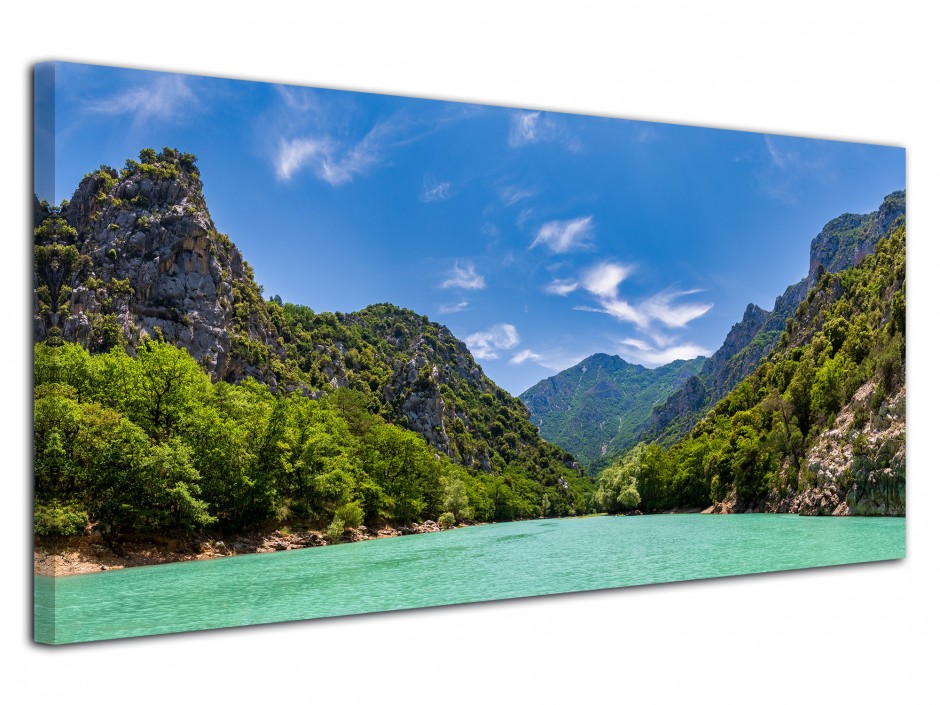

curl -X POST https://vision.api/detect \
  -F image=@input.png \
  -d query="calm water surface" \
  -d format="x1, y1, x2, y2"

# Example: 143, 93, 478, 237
35, 513, 905, 644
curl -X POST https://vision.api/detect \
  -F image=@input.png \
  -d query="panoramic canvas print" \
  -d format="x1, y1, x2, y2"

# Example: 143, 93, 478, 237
33, 62, 906, 644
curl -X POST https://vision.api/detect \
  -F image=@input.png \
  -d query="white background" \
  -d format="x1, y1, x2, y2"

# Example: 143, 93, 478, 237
3, 2, 938, 702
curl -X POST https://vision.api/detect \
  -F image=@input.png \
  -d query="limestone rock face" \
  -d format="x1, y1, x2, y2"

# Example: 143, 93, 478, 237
33, 150, 280, 386
764, 383, 906, 517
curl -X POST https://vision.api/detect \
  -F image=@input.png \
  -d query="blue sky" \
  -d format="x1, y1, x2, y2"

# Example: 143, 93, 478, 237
36, 62, 905, 395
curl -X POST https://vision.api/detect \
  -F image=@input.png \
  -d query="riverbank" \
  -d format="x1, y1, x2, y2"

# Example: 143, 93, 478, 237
34, 519, 462, 577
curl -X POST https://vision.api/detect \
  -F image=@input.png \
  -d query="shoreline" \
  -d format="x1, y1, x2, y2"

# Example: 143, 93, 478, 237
35, 509, 905, 577
34, 519, 466, 577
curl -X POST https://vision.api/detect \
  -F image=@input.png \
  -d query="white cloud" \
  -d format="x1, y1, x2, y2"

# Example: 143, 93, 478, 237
618, 339, 711, 367
582, 261, 632, 298
437, 301, 469, 314
544, 278, 580, 296
641, 289, 714, 328
572, 262, 712, 331
420, 174, 453, 202
275, 137, 328, 181
272, 126, 387, 185
85, 75, 198, 125
466, 324, 521, 360
508, 111, 579, 151
268, 93, 403, 185
510, 349, 541, 365
499, 184, 536, 206
318, 123, 388, 185
508, 111, 544, 147
441, 262, 485, 290
530, 216, 594, 253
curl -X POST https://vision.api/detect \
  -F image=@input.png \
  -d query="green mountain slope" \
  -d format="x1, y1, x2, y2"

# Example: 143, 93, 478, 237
519, 353, 704, 472
33, 149, 595, 542
595, 224, 906, 516
643, 191, 906, 448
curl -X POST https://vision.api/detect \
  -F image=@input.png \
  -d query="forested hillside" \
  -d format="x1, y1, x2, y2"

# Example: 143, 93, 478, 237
595, 224, 906, 516
644, 191, 905, 447
33, 149, 594, 543
520, 353, 704, 472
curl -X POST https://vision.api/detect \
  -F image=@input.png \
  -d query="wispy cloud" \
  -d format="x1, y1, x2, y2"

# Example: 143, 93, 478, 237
572, 262, 712, 330
273, 122, 392, 185
441, 262, 485, 290
499, 184, 536, 206
509, 349, 541, 365
756, 135, 831, 204
509, 111, 544, 147
85, 75, 199, 126
530, 216, 594, 254
508, 110, 580, 151
437, 300, 469, 314
618, 339, 711, 367
582, 261, 633, 298
268, 86, 441, 186
275, 138, 328, 181
516, 208, 536, 231
420, 174, 453, 202
544, 278, 580, 296
508, 347, 592, 373
641, 289, 714, 328
466, 323, 520, 360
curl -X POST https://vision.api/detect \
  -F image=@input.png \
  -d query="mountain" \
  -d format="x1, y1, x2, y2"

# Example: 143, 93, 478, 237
631, 191, 905, 447
519, 191, 904, 472
595, 222, 906, 516
519, 353, 704, 472
33, 148, 592, 531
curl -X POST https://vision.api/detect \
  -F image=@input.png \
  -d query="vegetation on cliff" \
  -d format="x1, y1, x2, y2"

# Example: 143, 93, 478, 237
519, 353, 704, 473
33, 149, 594, 542
595, 224, 906, 516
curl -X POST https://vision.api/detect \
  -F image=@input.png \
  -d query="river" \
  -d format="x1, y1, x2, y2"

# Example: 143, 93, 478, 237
34, 513, 905, 644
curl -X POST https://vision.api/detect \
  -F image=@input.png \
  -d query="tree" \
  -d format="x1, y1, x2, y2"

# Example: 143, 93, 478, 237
131, 340, 212, 439
441, 469, 472, 522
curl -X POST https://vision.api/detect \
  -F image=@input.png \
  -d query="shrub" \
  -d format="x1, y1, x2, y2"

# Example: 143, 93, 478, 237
438, 511, 456, 529
325, 518, 345, 544
35, 501, 88, 537
333, 501, 364, 529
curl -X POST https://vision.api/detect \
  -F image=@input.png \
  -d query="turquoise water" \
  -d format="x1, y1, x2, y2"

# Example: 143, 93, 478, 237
35, 513, 905, 644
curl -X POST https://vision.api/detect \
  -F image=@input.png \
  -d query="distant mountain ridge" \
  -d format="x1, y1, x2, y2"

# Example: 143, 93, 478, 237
519, 352, 704, 472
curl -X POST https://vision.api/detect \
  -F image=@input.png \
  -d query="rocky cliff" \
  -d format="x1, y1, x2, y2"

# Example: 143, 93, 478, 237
34, 148, 580, 484
34, 148, 280, 385
644, 190, 905, 447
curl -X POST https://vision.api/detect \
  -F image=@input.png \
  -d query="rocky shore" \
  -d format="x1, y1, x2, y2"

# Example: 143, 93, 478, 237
35, 519, 461, 577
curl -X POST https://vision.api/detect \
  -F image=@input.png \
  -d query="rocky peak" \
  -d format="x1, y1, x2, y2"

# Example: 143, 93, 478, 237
808, 190, 906, 286
33, 148, 280, 385
700, 303, 770, 381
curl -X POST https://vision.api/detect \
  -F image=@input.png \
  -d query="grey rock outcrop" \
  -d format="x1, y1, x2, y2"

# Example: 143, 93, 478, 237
33, 150, 281, 386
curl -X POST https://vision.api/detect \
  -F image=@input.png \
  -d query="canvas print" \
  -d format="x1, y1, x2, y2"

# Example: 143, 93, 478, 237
33, 62, 906, 645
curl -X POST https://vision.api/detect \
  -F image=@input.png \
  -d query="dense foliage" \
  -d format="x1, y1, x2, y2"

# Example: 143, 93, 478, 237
520, 353, 704, 473
596, 225, 906, 513
34, 338, 594, 540
33, 148, 596, 542
640, 191, 906, 450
